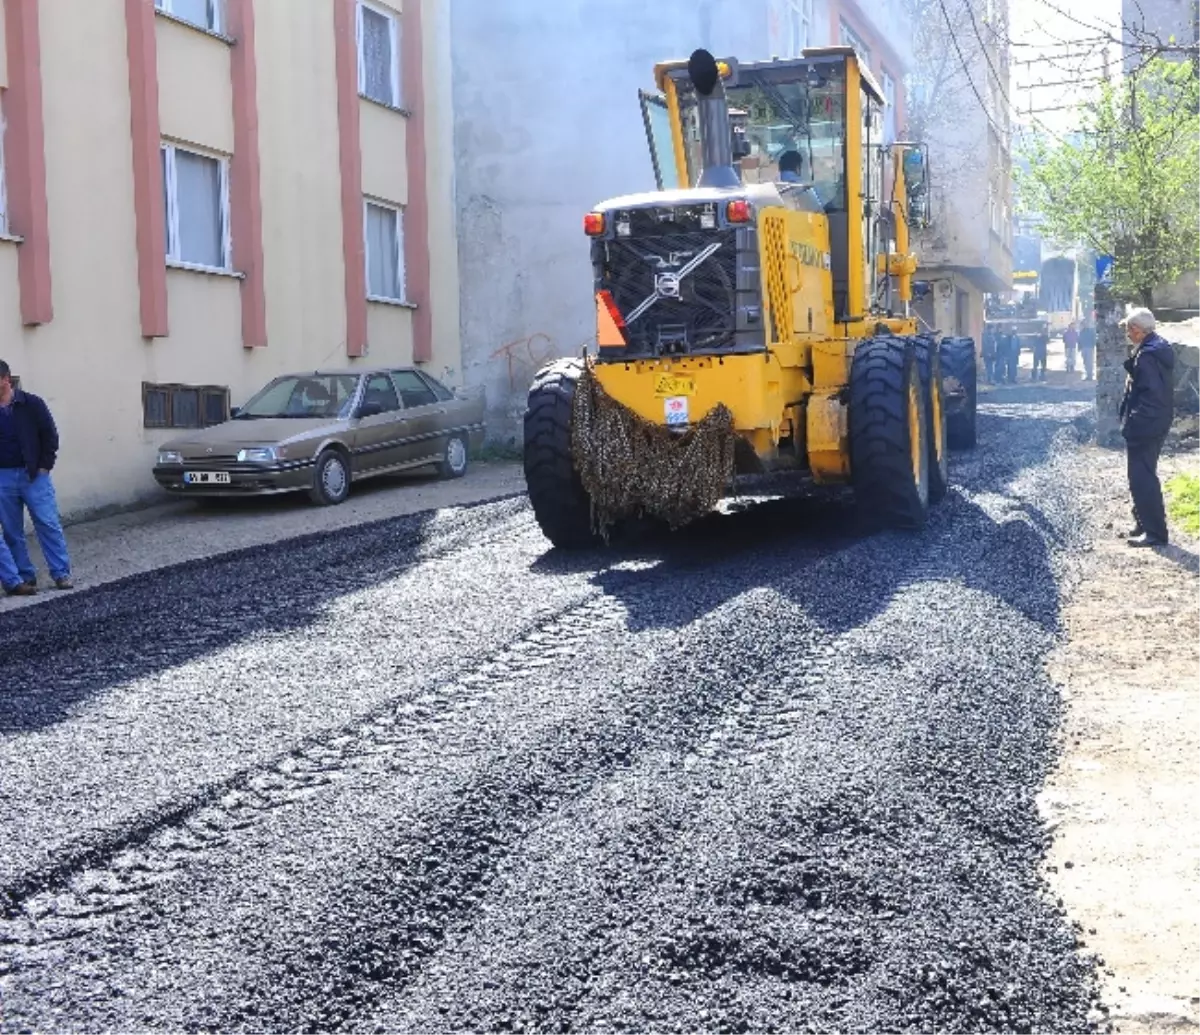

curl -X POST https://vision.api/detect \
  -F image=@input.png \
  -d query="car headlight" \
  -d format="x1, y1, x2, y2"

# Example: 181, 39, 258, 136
237, 446, 277, 463
157, 450, 183, 465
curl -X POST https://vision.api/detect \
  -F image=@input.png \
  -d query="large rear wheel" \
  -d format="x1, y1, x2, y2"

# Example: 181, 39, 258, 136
849, 336, 930, 530
912, 335, 949, 503
939, 336, 978, 450
523, 359, 596, 549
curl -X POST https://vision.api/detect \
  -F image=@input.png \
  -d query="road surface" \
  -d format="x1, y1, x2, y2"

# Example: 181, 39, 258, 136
1, 384, 1102, 1033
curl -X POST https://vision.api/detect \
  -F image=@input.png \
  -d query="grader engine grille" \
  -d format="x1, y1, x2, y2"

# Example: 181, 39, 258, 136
596, 230, 738, 356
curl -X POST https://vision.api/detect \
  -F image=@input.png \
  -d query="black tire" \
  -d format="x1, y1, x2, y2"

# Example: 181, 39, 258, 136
308, 448, 351, 505
523, 359, 596, 549
849, 336, 930, 531
939, 336, 978, 450
912, 335, 949, 503
438, 434, 469, 479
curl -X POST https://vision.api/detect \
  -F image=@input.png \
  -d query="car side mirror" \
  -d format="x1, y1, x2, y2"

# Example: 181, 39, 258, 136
230, 406, 240, 418
357, 401, 384, 419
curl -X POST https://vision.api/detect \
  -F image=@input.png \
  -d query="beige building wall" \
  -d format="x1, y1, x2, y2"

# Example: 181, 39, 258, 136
0, 0, 461, 521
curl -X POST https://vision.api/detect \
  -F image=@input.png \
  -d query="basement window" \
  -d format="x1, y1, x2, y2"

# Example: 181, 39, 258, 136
143, 383, 230, 429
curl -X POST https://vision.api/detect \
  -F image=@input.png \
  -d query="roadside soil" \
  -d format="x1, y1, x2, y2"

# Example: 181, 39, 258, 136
1042, 433, 1199, 1032
4, 462, 524, 611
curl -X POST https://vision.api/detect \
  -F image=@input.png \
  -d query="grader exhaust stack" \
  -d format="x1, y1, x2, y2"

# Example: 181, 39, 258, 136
688, 49, 740, 189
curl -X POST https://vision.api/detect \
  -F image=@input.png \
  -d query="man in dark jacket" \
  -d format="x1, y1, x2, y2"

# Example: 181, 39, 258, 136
0, 361, 72, 591
1118, 309, 1176, 547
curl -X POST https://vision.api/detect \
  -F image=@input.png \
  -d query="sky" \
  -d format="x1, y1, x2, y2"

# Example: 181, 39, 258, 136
1008, 0, 1123, 136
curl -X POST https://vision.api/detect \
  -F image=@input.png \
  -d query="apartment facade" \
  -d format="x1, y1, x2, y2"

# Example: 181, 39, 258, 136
911, 0, 1013, 343
0, 0, 461, 518
451, 0, 914, 446
766, 0, 912, 141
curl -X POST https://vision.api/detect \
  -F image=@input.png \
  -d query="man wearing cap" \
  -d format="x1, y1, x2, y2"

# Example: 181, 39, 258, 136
1118, 308, 1176, 547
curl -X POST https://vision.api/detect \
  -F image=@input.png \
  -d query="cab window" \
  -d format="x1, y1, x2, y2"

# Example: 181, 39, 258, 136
723, 64, 848, 210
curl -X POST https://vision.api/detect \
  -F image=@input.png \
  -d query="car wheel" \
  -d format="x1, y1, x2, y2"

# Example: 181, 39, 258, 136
439, 435, 469, 479
309, 449, 351, 505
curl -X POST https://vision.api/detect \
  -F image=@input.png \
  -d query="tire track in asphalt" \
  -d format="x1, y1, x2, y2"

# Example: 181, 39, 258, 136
1, 389, 1102, 1032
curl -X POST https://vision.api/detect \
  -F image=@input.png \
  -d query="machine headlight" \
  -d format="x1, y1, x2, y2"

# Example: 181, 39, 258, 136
237, 446, 277, 463
157, 450, 183, 465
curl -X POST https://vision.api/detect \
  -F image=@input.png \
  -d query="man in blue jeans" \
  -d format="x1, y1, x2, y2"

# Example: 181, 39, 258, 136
0, 361, 72, 593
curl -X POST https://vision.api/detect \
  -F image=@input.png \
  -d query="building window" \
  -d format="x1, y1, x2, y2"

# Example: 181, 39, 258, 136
881, 70, 897, 143
154, 0, 222, 34
364, 200, 406, 302
785, 0, 812, 57
357, 1, 401, 108
161, 143, 231, 272
143, 383, 230, 429
839, 19, 872, 65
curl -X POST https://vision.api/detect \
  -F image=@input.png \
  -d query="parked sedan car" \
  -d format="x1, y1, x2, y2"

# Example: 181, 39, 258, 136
153, 367, 485, 505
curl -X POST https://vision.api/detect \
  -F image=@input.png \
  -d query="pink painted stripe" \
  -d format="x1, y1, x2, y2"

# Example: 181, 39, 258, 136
125, 0, 168, 338
334, 0, 368, 358
401, 0, 432, 364
227, 0, 266, 348
3, 0, 53, 326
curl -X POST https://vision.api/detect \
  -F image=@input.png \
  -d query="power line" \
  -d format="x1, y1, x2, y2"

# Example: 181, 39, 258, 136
934, 0, 1005, 138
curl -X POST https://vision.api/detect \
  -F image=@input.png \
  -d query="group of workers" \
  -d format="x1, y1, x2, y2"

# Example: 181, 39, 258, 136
982, 321, 1096, 384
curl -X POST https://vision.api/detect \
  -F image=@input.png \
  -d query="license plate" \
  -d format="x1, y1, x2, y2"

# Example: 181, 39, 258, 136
654, 374, 696, 397
183, 471, 231, 485
664, 396, 689, 426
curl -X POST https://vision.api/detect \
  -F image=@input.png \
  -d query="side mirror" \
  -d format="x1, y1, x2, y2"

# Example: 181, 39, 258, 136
357, 401, 384, 419
229, 406, 240, 418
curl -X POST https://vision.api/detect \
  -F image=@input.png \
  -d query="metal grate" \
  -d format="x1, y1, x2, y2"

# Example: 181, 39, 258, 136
596, 230, 738, 356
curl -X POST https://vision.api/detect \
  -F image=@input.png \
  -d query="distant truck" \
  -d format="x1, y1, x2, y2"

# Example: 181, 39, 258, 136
1039, 254, 1081, 334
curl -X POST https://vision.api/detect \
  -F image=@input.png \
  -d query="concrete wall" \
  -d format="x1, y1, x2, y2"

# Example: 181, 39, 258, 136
0, 0, 461, 519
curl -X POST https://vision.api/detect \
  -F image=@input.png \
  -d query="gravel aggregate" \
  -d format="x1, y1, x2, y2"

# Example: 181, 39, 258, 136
0, 384, 1105, 1032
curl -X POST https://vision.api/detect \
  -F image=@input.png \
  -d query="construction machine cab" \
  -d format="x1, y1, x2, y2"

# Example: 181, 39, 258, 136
639, 48, 928, 324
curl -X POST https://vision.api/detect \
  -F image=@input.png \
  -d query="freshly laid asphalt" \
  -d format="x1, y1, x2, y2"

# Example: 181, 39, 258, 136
0, 383, 1103, 1033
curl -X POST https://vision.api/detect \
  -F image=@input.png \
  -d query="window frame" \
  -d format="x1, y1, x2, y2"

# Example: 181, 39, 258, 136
0, 110, 8, 236
838, 18, 872, 66
142, 382, 230, 430
881, 69, 897, 144
356, 0, 402, 109
161, 142, 233, 274
154, 0, 223, 36
363, 198, 407, 303
784, 0, 812, 58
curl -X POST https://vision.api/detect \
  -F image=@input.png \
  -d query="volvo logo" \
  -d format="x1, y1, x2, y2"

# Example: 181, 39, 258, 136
655, 272, 681, 298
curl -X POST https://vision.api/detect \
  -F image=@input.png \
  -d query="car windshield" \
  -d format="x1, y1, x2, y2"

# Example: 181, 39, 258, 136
235, 375, 360, 419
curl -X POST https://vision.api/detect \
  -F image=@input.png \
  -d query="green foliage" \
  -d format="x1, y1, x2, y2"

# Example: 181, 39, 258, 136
1166, 473, 1200, 535
1017, 59, 1200, 307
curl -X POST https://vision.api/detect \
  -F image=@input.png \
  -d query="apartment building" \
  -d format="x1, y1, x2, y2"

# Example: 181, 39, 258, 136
0, 0, 460, 518
911, 0, 1014, 343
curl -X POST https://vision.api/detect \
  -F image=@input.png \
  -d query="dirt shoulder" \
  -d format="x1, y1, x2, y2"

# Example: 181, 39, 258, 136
4, 463, 524, 611
1043, 444, 1200, 1033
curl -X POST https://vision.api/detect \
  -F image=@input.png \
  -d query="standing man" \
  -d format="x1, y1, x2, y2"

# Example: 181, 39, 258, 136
1005, 330, 1021, 384
1063, 321, 1079, 374
1079, 322, 1096, 381
1118, 309, 1176, 547
0, 362, 72, 589
982, 328, 997, 384
1032, 331, 1049, 381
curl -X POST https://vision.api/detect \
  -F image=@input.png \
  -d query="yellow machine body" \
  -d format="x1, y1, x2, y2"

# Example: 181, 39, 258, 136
587, 47, 929, 484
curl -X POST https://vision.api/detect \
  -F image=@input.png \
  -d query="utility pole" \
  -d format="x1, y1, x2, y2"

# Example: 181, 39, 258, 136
1093, 42, 1124, 446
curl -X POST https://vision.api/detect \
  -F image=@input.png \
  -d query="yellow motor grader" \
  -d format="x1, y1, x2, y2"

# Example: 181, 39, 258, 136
523, 47, 978, 547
